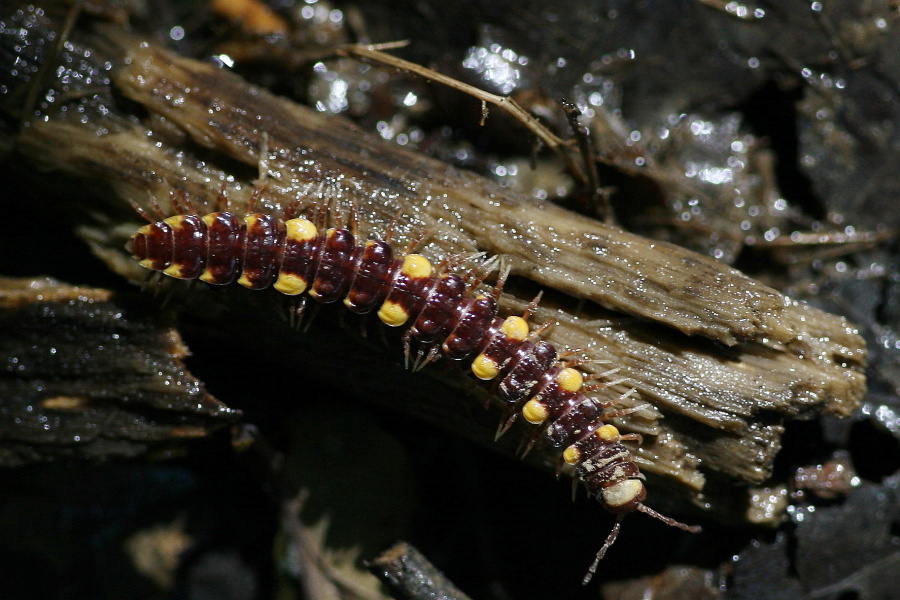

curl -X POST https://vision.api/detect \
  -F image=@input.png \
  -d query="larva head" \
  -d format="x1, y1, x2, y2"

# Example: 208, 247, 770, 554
600, 478, 646, 515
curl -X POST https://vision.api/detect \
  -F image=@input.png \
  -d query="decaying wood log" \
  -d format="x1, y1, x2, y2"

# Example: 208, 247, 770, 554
0, 276, 240, 466
3, 12, 866, 519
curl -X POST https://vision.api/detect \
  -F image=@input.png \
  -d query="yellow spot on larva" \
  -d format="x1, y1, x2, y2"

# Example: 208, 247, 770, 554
401, 254, 432, 279
378, 300, 410, 327
563, 445, 581, 464
163, 263, 188, 278
139, 259, 156, 270
596, 424, 620, 441
285, 218, 318, 242
138, 224, 152, 236
236, 216, 263, 284
557, 368, 583, 393
274, 272, 308, 296
522, 399, 549, 424
163, 215, 187, 228
199, 270, 216, 283
201, 213, 217, 227
500, 316, 529, 341
471, 354, 500, 380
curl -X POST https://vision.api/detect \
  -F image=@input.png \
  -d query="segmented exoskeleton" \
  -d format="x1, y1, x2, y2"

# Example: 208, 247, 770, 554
127, 197, 699, 583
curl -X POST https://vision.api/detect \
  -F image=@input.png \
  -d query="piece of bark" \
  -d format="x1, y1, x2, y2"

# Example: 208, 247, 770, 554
4, 17, 866, 515
0, 276, 240, 465
368, 542, 474, 600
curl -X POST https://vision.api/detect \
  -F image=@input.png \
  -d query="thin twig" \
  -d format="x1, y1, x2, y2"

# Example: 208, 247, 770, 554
366, 541, 475, 600
561, 98, 613, 222
333, 43, 585, 185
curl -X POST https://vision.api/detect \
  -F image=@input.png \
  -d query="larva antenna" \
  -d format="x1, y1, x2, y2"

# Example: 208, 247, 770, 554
582, 506, 700, 585
636, 503, 702, 534
582, 518, 622, 585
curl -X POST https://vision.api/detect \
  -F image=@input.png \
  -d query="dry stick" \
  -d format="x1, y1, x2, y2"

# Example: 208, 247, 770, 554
561, 98, 613, 222
367, 542, 475, 600
333, 43, 587, 187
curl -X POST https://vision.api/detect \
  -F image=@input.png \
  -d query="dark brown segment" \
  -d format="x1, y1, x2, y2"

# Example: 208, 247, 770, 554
203, 212, 243, 285
312, 228, 358, 303
278, 225, 321, 288
575, 442, 646, 514
170, 215, 207, 279
142, 221, 174, 271
497, 341, 558, 404
411, 274, 467, 342
441, 296, 499, 360
534, 384, 582, 422
345, 240, 396, 313
240, 213, 285, 289
546, 398, 603, 446
126, 231, 147, 260
575, 443, 633, 483
515, 366, 563, 422
381, 263, 436, 324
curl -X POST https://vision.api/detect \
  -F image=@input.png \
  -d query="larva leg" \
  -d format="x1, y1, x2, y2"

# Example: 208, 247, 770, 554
281, 199, 301, 220
349, 198, 360, 238
489, 262, 511, 301
521, 291, 544, 321
147, 192, 168, 221
601, 405, 649, 421
434, 251, 484, 274
256, 131, 270, 183
301, 299, 320, 333
214, 183, 230, 212
331, 198, 344, 229
130, 199, 156, 224
415, 344, 442, 372
402, 228, 431, 255
494, 405, 518, 440
246, 181, 268, 214
383, 213, 399, 245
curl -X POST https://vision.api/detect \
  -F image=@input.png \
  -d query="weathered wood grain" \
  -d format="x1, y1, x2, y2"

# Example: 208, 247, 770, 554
10, 28, 866, 516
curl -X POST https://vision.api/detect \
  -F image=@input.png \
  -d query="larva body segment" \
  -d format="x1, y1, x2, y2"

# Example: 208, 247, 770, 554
200, 212, 244, 285
127, 209, 699, 582
238, 213, 285, 289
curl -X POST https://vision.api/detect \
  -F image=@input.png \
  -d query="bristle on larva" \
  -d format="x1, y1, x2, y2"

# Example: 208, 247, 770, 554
127, 208, 700, 583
